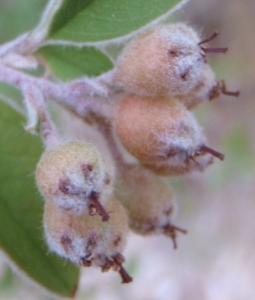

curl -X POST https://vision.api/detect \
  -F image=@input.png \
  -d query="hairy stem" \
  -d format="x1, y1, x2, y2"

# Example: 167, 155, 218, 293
22, 85, 59, 147
0, 64, 112, 120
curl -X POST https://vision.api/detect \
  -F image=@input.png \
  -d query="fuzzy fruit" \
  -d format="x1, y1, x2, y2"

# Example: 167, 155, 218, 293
114, 95, 220, 176
115, 164, 187, 248
44, 196, 132, 283
36, 140, 113, 220
114, 23, 206, 98
113, 23, 238, 109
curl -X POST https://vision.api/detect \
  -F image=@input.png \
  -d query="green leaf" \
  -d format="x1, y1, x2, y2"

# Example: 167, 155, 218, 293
0, 101, 79, 298
0, 82, 23, 102
37, 45, 113, 80
0, 0, 45, 42
47, 0, 184, 42
49, 0, 95, 37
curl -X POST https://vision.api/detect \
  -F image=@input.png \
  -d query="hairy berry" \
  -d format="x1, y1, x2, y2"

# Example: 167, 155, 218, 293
116, 164, 187, 248
113, 23, 238, 109
113, 23, 205, 98
36, 141, 113, 220
44, 196, 132, 283
114, 95, 219, 176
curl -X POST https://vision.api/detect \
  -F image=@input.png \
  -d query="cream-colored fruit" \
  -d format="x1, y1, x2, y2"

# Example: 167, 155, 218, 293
114, 95, 211, 174
115, 164, 186, 248
113, 23, 208, 99
36, 141, 113, 218
44, 196, 132, 283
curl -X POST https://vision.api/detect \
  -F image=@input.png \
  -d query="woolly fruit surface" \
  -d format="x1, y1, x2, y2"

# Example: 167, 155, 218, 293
116, 164, 176, 235
44, 196, 128, 266
113, 23, 206, 97
114, 95, 205, 166
36, 141, 113, 214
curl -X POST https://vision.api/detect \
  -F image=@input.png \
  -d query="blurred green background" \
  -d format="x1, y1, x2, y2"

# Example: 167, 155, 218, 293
0, 0, 255, 299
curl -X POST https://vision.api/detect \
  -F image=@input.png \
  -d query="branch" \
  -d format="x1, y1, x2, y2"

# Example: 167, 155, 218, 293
0, 64, 113, 120
0, 33, 31, 57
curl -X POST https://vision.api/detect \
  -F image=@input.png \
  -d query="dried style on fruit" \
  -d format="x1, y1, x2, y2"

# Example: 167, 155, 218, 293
114, 23, 204, 98
44, 196, 132, 283
36, 141, 113, 221
115, 164, 187, 249
114, 94, 222, 176
113, 23, 238, 109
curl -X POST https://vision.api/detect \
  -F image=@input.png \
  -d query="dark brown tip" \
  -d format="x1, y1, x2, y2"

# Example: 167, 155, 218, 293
118, 265, 133, 284
163, 224, 188, 250
200, 145, 224, 161
202, 47, 228, 54
89, 191, 109, 221
199, 31, 228, 55
112, 254, 133, 284
219, 80, 240, 97
198, 31, 219, 45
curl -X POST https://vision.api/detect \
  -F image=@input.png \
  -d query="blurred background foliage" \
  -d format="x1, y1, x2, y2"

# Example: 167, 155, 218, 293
0, 0, 46, 42
0, 0, 255, 299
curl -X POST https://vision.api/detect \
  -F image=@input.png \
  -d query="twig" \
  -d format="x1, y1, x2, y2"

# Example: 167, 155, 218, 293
22, 84, 59, 147
0, 64, 112, 120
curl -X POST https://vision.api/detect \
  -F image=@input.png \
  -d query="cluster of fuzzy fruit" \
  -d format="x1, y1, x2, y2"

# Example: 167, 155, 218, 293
35, 23, 238, 283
